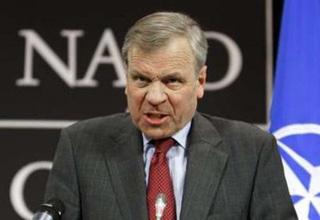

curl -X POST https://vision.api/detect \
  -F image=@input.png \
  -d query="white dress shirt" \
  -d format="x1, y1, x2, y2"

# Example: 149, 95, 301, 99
142, 122, 191, 220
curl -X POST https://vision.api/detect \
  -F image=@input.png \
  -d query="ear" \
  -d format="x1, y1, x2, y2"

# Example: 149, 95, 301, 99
196, 65, 207, 99
125, 69, 129, 95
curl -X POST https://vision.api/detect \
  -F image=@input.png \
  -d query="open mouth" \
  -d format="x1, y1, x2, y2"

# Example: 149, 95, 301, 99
144, 112, 169, 125
146, 113, 165, 118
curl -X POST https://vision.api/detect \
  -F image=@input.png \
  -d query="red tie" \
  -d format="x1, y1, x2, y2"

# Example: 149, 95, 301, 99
147, 138, 176, 220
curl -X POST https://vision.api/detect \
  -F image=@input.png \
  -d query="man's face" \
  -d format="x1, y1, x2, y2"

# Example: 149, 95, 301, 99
125, 37, 206, 140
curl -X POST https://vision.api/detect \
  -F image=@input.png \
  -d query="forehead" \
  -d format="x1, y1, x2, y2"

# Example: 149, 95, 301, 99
127, 37, 195, 72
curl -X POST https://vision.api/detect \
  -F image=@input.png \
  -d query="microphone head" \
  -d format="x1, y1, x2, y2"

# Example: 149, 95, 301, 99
36, 198, 65, 220
155, 193, 167, 218
156, 193, 167, 205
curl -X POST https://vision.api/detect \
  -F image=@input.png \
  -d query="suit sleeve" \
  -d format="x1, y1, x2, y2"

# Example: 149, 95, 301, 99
249, 134, 298, 219
45, 128, 81, 220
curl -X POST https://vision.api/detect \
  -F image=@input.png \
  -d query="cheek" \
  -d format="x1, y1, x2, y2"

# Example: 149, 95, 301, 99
170, 91, 196, 110
126, 87, 145, 108
178, 91, 198, 112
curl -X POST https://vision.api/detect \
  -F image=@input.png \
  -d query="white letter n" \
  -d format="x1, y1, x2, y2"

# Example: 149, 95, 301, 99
17, 30, 83, 87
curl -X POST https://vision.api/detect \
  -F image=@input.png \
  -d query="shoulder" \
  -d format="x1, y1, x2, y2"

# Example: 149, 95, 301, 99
61, 112, 133, 140
195, 112, 275, 153
199, 112, 271, 139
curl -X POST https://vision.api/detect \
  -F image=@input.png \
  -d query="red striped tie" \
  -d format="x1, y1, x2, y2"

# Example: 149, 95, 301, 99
147, 138, 176, 220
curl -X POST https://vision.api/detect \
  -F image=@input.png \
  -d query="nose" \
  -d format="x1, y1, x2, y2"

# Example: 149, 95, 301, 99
145, 82, 167, 106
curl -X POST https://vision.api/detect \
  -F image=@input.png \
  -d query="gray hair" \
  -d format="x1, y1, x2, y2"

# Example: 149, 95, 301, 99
122, 12, 208, 72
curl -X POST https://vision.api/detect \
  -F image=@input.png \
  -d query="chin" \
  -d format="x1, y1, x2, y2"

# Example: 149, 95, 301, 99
143, 129, 172, 140
144, 133, 167, 140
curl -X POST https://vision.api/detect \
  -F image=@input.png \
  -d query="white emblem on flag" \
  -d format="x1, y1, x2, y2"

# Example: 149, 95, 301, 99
273, 124, 320, 219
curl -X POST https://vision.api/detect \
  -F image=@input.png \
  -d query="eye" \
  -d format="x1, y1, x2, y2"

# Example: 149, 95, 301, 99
136, 76, 147, 82
131, 74, 151, 87
163, 77, 181, 85
163, 77, 183, 90
167, 78, 179, 83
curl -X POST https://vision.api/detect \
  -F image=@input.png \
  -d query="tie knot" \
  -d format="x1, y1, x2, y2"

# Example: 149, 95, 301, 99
154, 138, 175, 155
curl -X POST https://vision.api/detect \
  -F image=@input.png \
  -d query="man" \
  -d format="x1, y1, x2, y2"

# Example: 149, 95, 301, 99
45, 12, 297, 219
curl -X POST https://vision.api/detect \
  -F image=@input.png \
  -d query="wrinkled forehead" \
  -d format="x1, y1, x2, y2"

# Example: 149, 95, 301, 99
127, 37, 196, 68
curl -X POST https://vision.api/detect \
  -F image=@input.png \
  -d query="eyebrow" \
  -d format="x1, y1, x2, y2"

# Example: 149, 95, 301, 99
129, 70, 183, 81
159, 73, 180, 80
129, 71, 150, 78
161, 72, 182, 78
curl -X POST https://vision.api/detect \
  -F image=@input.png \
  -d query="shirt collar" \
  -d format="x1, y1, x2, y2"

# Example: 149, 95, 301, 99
142, 121, 191, 151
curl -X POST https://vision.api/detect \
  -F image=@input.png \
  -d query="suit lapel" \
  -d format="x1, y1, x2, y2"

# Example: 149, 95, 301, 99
103, 120, 148, 220
101, 113, 228, 220
180, 113, 229, 220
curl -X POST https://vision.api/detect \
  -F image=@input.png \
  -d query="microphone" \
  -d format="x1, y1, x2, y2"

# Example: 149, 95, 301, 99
155, 193, 167, 220
32, 198, 65, 220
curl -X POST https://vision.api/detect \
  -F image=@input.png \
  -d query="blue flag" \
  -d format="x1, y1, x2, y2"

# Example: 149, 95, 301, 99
270, 0, 320, 219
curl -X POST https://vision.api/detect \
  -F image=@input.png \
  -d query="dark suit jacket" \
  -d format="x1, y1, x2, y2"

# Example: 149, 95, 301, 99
45, 112, 297, 219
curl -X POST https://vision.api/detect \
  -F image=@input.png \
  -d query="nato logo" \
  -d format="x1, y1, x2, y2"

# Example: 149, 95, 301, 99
273, 124, 320, 219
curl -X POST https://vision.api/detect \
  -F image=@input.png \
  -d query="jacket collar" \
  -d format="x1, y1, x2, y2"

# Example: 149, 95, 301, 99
103, 112, 229, 220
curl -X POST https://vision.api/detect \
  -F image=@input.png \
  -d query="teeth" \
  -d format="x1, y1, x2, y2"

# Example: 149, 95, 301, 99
148, 114, 163, 118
